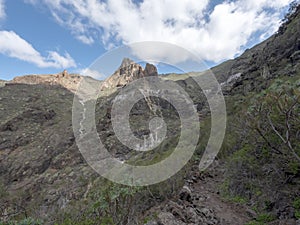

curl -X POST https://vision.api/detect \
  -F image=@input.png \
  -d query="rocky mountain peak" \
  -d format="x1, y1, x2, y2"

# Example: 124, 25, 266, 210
101, 58, 158, 90
120, 57, 135, 68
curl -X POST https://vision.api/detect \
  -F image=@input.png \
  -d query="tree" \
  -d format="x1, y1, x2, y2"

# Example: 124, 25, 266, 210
245, 79, 300, 164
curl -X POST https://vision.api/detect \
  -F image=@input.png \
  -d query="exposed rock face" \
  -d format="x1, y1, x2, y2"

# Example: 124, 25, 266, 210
101, 58, 158, 90
144, 63, 158, 77
9, 70, 83, 93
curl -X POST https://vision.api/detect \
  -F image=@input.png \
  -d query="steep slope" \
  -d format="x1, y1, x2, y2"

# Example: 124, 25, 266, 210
214, 4, 300, 93
0, 84, 101, 223
168, 4, 300, 95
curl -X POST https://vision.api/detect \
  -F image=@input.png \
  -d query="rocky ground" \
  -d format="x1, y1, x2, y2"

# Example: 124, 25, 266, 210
143, 161, 251, 225
144, 160, 300, 225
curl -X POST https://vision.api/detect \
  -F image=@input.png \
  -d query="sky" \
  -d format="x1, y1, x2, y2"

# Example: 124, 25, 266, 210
0, 0, 294, 80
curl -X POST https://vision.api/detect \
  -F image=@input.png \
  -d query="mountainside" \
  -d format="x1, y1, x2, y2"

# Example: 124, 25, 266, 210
170, 3, 300, 95
0, 3, 300, 225
0, 84, 98, 222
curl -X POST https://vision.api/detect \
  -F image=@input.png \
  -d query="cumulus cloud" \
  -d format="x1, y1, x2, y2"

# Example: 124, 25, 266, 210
0, 30, 76, 68
0, 0, 5, 20
26, 0, 293, 63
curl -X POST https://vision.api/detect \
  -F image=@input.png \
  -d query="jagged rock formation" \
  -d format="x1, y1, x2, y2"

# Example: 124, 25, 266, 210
100, 58, 158, 90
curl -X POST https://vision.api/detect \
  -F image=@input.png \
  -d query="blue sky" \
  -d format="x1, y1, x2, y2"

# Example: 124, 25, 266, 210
0, 0, 293, 80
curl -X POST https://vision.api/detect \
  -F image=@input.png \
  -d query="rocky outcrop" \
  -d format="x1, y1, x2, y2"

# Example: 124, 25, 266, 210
144, 63, 158, 77
101, 58, 158, 90
9, 70, 84, 93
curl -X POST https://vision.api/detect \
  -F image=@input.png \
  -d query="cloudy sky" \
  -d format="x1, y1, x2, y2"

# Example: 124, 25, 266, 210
0, 0, 293, 80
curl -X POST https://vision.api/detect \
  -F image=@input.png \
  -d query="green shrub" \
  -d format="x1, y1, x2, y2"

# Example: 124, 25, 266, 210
245, 213, 276, 225
89, 181, 142, 225
295, 211, 300, 219
293, 197, 300, 219
256, 213, 276, 223
293, 197, 300, 209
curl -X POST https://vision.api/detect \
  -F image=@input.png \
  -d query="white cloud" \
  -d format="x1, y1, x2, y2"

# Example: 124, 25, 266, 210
0, 30, 76, 68
47, 51, 76, 68
0, 0, 5, 20
76, 35, 94, 45
25, 0, 293, 63
80, 68, 104, 79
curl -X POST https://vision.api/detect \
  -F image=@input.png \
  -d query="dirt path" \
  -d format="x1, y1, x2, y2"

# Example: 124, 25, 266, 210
191, 161, 250, 225
144, 161, 251, 225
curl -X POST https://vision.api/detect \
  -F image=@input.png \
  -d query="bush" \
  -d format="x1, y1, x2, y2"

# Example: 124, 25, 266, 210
245, 213, 276, 225
293, 197, 300, 219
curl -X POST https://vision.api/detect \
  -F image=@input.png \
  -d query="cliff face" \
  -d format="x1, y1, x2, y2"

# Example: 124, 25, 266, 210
101, 58, 158, 90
